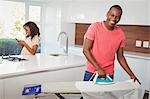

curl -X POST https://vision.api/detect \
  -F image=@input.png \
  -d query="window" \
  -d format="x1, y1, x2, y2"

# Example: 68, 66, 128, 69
0, 1, 25, 39
0, 1, 41, 40
29, 5, 41, 24
29, 5, 41, 53
0, 1, 42, 54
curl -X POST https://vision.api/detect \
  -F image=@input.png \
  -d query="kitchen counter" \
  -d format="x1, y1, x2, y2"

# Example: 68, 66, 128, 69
69, 46, 150, 60
124, 51, 150, 60
0, 54, 86, 79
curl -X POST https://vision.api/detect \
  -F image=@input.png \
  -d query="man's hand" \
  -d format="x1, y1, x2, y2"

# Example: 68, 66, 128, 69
97, 69, 106, 78
130, 75, 141, 85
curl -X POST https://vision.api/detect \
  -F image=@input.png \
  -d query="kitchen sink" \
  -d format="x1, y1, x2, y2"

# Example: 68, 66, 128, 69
49, 53, 66, 56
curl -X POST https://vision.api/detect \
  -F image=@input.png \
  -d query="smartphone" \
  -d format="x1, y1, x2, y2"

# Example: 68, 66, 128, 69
15, 38, 19, 42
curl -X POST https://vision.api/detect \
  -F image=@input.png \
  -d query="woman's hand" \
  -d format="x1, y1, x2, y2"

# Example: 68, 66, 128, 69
130, 75, 141, 85
17, 40, 26, 46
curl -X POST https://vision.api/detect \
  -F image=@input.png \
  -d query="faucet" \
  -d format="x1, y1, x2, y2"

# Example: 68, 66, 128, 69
57, 32, 68, 55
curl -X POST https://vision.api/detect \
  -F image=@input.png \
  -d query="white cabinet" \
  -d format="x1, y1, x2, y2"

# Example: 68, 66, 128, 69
0, 80, 4, 99
3, 66, 85, 99
148, 60, 150, 92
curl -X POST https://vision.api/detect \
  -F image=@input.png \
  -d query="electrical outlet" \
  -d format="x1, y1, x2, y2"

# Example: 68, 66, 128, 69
135, 40, 142, 47
143, 41, 149, 48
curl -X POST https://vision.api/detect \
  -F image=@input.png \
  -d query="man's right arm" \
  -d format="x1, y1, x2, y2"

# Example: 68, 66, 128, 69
83, 38, 106, 78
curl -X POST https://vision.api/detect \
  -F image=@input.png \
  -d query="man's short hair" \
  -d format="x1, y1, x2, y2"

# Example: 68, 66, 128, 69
109, 5, 123, 15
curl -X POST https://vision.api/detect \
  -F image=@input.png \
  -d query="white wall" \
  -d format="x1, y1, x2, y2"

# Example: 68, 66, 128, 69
41, 2, 62, 53
122, 1, 149, 25
61, 1, 149, 24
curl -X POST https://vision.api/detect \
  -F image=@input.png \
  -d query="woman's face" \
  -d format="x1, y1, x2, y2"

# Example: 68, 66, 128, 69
23, 26, 31, 36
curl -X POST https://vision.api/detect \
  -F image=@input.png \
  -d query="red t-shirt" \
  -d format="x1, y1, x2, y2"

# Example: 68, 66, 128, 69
84, 22, 125, 75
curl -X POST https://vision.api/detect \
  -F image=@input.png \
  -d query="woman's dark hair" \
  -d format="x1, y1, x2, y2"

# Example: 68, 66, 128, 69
23, 21, 40, 39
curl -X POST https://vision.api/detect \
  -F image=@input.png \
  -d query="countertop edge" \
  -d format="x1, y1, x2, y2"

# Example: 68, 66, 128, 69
0, 64, 85, 79
124, 51, 150, 60
69, 46, 150, 60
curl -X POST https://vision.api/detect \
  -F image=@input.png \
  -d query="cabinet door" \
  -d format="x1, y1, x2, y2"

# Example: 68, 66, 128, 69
148, 61, 150, 93
4, 66, 85, 99
0, 80, 4, 99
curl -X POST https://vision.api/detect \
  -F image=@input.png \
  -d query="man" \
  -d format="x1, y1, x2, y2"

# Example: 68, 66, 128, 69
83, 5, 140, 84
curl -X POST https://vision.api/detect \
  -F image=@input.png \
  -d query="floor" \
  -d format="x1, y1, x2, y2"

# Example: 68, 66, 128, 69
37, 93, 149, 99
35, 91, 149, 99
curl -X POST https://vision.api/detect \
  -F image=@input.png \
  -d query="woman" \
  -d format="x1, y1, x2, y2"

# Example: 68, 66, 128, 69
17, 21, 40, 55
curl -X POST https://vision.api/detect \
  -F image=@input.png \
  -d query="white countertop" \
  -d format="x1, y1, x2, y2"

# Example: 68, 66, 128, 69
69, 46, 150, 60
124, 51, 150, 60
0, 54, 86, 79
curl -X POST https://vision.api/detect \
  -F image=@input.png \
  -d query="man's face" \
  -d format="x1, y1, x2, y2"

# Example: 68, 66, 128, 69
106, 8, 122, 27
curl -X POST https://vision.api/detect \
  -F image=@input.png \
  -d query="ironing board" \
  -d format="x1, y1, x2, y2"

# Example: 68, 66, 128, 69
42, 82, 81, 99
40, 80, 140, 99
